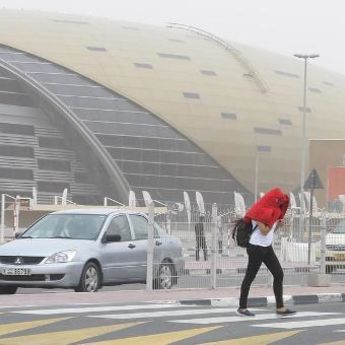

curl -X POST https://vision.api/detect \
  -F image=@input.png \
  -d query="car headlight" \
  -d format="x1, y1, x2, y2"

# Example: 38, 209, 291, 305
44, 250, 76, 264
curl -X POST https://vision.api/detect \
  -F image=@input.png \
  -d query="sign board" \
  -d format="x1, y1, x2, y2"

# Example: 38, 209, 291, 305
304, 169, 323, 190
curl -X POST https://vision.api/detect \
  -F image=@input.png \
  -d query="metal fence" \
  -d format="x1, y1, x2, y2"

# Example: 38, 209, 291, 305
150, 204, 345, 290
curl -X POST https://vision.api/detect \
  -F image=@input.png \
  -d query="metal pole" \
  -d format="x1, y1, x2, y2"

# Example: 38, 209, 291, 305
320, 214, 326, 274
211, 203, 217, 289
0, 194, 5, 243
307, 188, 313, 265
254, 154, 259, 202
299, 57, 308, 240
146, 202, 155, 290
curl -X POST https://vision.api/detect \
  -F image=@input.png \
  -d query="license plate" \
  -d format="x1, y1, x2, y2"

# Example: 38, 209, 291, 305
2, 268, 32, 275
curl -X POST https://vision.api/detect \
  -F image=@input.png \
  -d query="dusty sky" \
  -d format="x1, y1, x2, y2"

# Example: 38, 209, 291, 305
1, 0, 344, 74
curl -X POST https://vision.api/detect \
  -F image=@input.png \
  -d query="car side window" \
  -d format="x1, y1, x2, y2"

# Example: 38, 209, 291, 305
130, 215, 149, 240
107, 215, 132, 242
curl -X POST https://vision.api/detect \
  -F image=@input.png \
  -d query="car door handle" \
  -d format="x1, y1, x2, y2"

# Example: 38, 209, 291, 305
128, 243, 136, 249
155, 240, 162, 246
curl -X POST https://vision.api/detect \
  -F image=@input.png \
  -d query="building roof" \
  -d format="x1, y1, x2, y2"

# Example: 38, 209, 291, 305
0, 9, 344, 193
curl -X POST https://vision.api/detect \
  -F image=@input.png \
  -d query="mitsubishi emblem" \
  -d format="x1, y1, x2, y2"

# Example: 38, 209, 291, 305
14, 257, 23, 265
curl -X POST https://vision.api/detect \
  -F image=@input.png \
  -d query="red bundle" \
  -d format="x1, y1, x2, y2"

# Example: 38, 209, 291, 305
244, 188, 289, 228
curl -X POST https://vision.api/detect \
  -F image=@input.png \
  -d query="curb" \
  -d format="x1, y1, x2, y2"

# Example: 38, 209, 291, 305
178, 292, 345, 307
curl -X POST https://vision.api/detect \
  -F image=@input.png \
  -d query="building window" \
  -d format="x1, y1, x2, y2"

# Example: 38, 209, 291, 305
0, 168, 33, 180
38, 137, 67, 150
37, 181, 70, 193
134, 63, 153, 69
274, 70, 299, 78
0, 145, 34, 158
309, 87, 322, 93
298, 106, 312, 113
38, 159, 71, 172
0, 123, 35, 136
168, 39, 185, 43
52, 19, 89, 25
279, 119, 292, 126
200, 70, 217, 76
86, 47, 107, 52
256, 145, 271, 152
254, 127, 282, 136
75, 172, 93, 184
221, 112, 237, 120
183, 92, 200, 99
157, 53, 191, 60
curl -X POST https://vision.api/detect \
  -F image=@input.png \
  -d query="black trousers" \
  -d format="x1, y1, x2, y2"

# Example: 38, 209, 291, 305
239, 244, 284, 309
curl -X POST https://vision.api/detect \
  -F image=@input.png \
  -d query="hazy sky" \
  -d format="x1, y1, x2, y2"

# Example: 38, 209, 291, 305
1, 0, 344, 75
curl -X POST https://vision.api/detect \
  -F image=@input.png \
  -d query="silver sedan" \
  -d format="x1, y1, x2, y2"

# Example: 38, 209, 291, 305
0, 208, 184, 293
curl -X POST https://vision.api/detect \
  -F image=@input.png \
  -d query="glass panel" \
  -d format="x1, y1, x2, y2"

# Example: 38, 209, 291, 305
0, 93, 33, 107
37, 181, 70, 192
38, 137, 67, 149
157, 53, 190, 60
0, 123, 35, 136
87, 47, 107, 52
0, 168, 33, 180
129, 215, 148, 240
0, 145, 34, 158
38, 159, 71, 172
107, 215, 132, 241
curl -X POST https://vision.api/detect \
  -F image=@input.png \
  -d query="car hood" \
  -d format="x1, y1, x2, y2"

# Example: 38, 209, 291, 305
0, 238, 94, 257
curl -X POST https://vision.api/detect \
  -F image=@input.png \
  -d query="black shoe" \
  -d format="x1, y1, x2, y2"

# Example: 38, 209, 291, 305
276, 308, 296, 316
236, 308, 255, 317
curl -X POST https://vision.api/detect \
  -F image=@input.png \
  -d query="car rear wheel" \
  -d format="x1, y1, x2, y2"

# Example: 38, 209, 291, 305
75, 262, 101, 292
154, 262, 175, 289
0, 285, 17, 294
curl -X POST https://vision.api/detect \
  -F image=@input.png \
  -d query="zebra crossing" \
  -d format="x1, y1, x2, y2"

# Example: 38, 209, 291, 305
6, 302, 345, 329
0, 302, 344, 344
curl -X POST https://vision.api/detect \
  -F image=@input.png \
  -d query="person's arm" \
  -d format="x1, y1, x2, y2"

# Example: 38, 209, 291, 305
256, 221, 271, 236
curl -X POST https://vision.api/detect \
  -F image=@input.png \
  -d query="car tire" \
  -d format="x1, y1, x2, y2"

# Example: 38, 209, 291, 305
0, 285, 17, 294
153, 261, 175, 289
75, 262, 101, 292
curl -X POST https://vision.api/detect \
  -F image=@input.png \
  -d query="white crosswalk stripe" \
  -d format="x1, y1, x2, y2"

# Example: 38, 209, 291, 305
90, 307, 262, 320
169, 312, 339, 325
12, 303, 198, 315
254, 317, 345, 329
8, 302, 345, 332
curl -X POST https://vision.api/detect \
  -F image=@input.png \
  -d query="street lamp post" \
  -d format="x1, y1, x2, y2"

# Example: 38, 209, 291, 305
294, 53, 319, 240
254, 145, 271, 202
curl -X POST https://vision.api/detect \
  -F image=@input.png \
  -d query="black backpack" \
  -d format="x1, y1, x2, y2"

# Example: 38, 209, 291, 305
232, 219, 257, 248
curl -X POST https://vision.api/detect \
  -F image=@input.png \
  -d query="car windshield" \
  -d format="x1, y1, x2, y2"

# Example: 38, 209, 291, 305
21, 214, 106, 240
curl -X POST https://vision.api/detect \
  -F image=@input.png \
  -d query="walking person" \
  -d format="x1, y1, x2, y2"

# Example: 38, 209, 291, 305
237, 188, 296, 317
195, 215, 208, 261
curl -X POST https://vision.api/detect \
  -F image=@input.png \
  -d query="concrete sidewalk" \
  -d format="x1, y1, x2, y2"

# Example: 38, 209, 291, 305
0, 284, 344, 308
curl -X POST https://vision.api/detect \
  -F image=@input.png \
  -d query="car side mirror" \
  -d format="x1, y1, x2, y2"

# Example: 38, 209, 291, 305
103, 234, 121, 243
14, 232, 22, 239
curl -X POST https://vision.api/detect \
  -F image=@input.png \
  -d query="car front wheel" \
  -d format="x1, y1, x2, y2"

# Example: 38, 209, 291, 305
75, 262, 101, 292
0, 285, 17, 294
154, 262, 175, 289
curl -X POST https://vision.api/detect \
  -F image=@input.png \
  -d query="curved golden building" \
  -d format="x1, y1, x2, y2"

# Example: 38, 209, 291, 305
0, 9, 343, 205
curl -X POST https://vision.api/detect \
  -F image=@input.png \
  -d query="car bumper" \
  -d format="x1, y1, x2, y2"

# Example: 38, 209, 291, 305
0, 262, 84, 288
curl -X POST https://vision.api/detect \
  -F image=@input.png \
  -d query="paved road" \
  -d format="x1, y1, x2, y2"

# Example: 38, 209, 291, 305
0, 301, 344, 344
